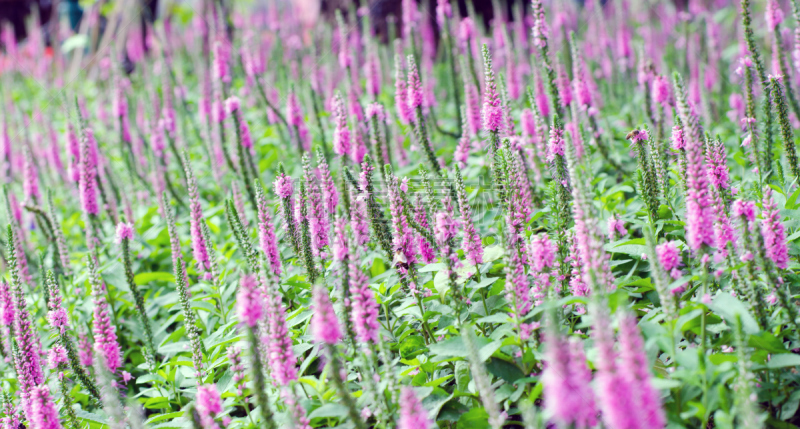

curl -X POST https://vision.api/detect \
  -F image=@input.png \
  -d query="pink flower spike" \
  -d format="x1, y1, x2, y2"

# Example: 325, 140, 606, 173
116, 222, 134, 243
236, 274, 263, 328
761, 187, 789, 269
30, 385, 62, 429
311, 285, 342, 344
399, 387, 432, 429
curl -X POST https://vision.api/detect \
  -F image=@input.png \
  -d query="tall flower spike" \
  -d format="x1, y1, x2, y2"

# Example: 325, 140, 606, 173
7, 226, 43, 415
673, 73, 715, 251
349, 247, 380, 344
454, 165, 483, 266
236, 274, 263, 328
164, 194, 205, 378
22, 147, 39, 204
398, 387, 432, 429
196, 384, 226, 429
303, 154, 330, 259
592, 305, 643, 429
264, 286, 297, 387
542, 320, 597, 429
238, 275, 277, 429
406, 55, 441, 174
481, 45, 503, 134
183, 152, 213, 280
287, 86, 311, 152
88, 255, 122, 374
406, 55, 424, 113
29, 385, 62, 429
760, 187, 789, 269
460, 56, 481, 137
311, 284, 342, 344
394, 52, 411, 124
618, 312, 667, 428
117, 221, 157, 367
255, 181, 282, 277
78, 128, 99, 216
413, 196, 436, 264
44, 270, 101, 402
317, 148, 339, 215
332, 92, 351, 158
770, 76, 800, 180
47, 191, 71, 275
386, 169, 417, 272
273, 164, 300, 254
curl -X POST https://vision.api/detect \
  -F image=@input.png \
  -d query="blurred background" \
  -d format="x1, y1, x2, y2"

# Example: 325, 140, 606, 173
0, 0, 597, 50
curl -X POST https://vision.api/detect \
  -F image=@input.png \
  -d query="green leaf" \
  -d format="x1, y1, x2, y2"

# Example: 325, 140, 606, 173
429, 336, 490, 359
708, 293, 759, 334
762, 352, 800, 368
76, 410, 108, 425
399, 335, 427, 359
134, 272, 175, 285
422, 390, 454, 420
457, 407, 491, 429
145, 412, 184, 424
482, 246, 504, 263
747, 331, 788, 354
604, 238, 647, 258
486, 357, 524, 383
308, 403, 349, 420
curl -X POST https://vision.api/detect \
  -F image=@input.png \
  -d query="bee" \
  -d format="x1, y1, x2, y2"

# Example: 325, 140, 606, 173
626, 129, 642, 141
392, 249, 409, 271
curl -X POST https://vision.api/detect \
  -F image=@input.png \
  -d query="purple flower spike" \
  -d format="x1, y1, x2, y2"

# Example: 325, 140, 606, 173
311, 285, 341, 345
236, 274, 263, 328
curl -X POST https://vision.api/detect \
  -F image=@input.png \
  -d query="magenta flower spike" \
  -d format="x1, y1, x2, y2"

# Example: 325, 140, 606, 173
394, 53, 412, 124
399, 386, 431, 429
656, 241, 684, 281
350, 188, 371, 247
226, 97, 253, 150
414, 198, 436, 264
406, 55, 424, 114
332, 93, 351, 158
22, 148, 39, 204
387, 174, 416, 272
78, 332, 93, 367
264, 289, 298, 387
766, 0, 784, 31
196, 384, 226, 429
675, 81, 715, 252
462, 68, 481, 137
542, 330, 597, 429
29, 385, 62, 429
287, 88, 311, 152
48, 345, 68, 370
88, 256, 122, 374
236, 274, 264, 328
349, 255, 380, 344
365, 45, 382, 98
529, 234, 556, 273
184, 158, 213, 280
618, 312, 667, 428
311, 285, 342, 345
593, 310, 643, 429
761, 187, 789, 269
481, 45, 503, 133
317, 155, 339, 215
46, 279, 70, 336
256, 185, 282, 278
78, 128, 99, 216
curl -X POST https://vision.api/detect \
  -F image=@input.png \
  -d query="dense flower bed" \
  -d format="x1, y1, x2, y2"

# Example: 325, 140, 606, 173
0, 0, 799, 428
